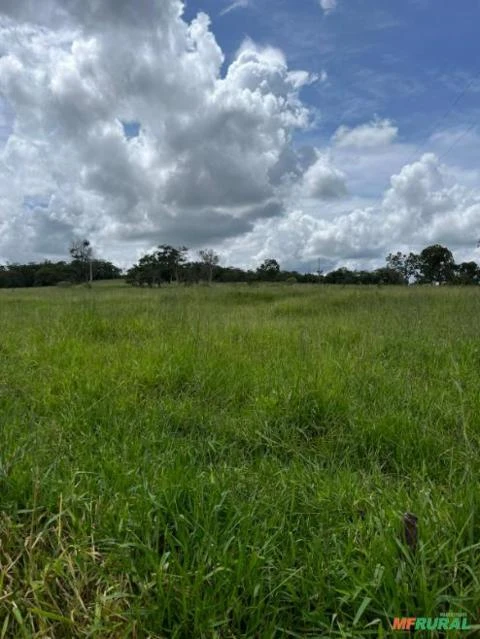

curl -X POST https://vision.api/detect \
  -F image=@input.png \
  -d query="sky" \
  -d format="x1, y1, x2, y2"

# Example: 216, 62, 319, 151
0, 0, 480, 272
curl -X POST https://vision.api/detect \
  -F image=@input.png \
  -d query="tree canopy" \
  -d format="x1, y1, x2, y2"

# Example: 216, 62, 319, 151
1, 242, 479, 289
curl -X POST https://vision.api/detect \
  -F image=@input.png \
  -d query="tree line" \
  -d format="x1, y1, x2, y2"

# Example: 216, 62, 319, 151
324, 246, 480, 286
0, 241, 478, 289
124, 247, 319, 286
125, 243, 480, 286
0, 259, 122, 288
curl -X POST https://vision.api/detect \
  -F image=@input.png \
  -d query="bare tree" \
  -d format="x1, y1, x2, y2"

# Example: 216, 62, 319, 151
199, 249, 220, 285
70, 239, 93, 284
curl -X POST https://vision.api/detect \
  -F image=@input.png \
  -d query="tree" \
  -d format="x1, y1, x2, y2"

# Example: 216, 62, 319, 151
386, 251, 421, 283
125, 245, 188, 287
454, 261, 480, 285
156, 245, 188, 283
125, 263, 144, 286
34, 263, 64, 286
418, 244, 455, 284
324, 267, 357, 285
372, 266, 406, 285
70, 239, 93, 284
2, 263, 37, 287
199, 249, 220, 285
301, 272, 323, 284
182, 261, 203, 286
137, 252, 162, 286
90, 260, 122, 280
257, 258, 280, 281
405, 253, 423, 282
386, 252, 407, 283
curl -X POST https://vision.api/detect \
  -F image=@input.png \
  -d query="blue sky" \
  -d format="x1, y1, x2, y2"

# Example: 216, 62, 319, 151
186, 0, 480, 145
0, 0, 479, 270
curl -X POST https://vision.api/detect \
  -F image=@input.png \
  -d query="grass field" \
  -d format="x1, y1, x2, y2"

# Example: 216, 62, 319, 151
1, 283, 479, 638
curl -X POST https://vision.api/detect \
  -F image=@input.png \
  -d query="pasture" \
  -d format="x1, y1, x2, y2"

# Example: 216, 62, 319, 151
0, 283, 479, 637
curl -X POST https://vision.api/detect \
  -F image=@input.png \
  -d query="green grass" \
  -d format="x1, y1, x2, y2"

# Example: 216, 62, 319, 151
1, 283, 480, 637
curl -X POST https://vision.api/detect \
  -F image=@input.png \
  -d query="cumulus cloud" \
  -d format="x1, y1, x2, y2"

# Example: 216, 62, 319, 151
302, 154, 347, 199
332, 118, 398, 148
0, 0, 316, 262
221, 153, 480, 271
1, 1, 479, 272
319, 0, 337, 14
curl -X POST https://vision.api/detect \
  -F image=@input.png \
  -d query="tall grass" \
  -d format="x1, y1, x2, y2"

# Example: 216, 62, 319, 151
0, 283, 479, 637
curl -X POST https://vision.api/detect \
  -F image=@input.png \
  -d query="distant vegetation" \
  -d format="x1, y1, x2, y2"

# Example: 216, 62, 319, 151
2, 241, 479, 288
126, 243, 480, 286
0, 259, 122, 288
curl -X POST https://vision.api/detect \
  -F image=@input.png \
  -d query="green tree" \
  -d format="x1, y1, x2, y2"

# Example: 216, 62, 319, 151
418, 244, 455, 284
34, 263, 64, 286
199, 249, 220, 285
373, 267, 406, 285
324, 267, 357, 285
91, 260, 122, 280
156, 245, 188, 283
257, 258, 280, 281
454, 261, 480, 285
125, 245, 188, 287
386, 251, 421, 283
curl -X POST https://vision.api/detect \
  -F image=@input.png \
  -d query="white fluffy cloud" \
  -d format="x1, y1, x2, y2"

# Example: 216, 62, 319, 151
221, 153, 480, 271
0, 1, 317, 263
332, 118, 398, 148
319, 0, 337, 14
1, 1, 480, 272
302, 154, 347, 199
